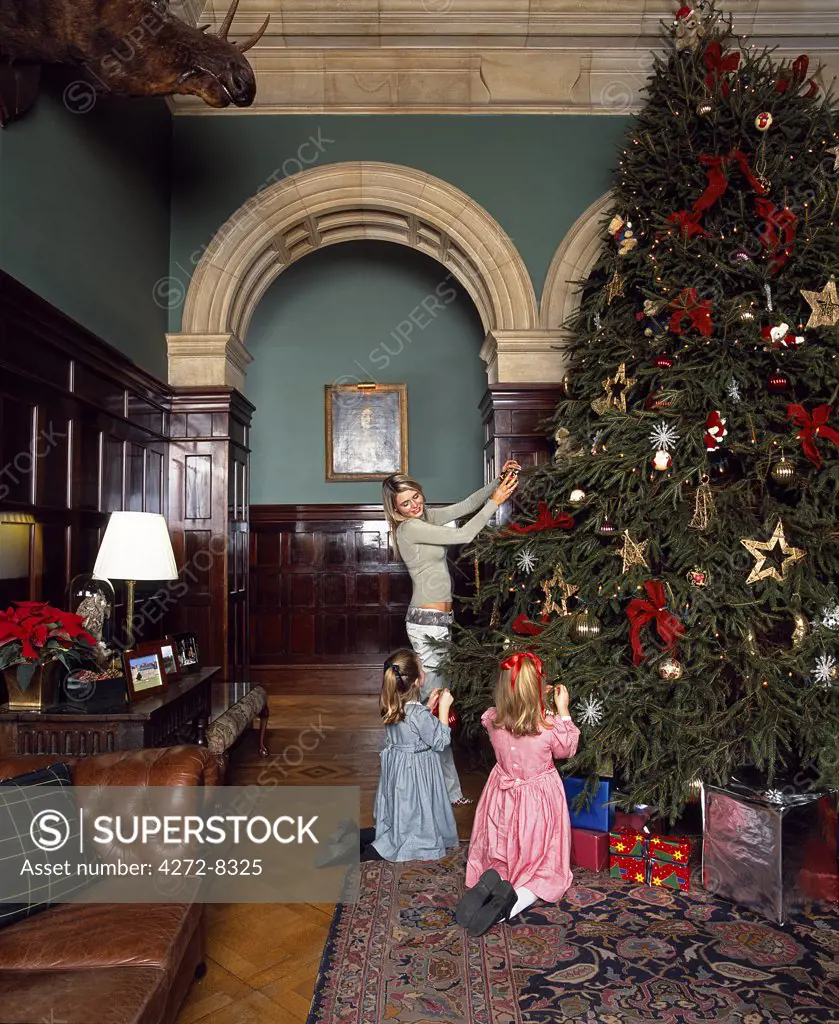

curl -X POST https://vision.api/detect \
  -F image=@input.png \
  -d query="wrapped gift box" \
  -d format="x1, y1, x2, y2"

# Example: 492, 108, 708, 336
650, 859, 690, 892
702, 778, 838, 925
563, 777, 614, 831
647, 834, 691, 865
609, 829, 646, 858
610, 854, 647, 884
613, 806, 660, 833
570, 828, 609, 871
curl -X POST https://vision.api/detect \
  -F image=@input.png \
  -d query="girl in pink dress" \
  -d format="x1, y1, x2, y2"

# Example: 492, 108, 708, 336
461, 652, 580, 933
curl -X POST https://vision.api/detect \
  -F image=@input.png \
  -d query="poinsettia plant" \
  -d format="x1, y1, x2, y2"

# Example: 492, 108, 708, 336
0, 602, 97, 691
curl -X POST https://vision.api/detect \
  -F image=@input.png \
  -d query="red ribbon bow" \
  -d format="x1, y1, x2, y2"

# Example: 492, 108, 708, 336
626, 581, 684, 666
693, 150, 767, 215
502, 502, 574, 535
786, 404, 839, 468
669, 288, 713, 337
512, 613, 545, 636
703, 40, 741, 95
665, 209, 709, 240
754, 198, 799, 274
500, 651, 546, 715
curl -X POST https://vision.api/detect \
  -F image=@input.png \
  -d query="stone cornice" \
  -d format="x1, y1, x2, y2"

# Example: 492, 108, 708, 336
167, 2, 839, 113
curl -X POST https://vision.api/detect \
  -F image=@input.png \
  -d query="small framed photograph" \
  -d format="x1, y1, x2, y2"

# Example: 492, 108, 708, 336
159, 637, 181, 681
324, 383, 408, 481
122, 642, 168, 700
171, 631, 200, 673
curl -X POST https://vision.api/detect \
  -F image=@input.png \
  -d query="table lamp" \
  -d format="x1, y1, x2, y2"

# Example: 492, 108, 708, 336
93, 512, 178, 649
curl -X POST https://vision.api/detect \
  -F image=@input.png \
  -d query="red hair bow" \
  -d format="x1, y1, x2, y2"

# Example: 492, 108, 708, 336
500, 651, 543, 689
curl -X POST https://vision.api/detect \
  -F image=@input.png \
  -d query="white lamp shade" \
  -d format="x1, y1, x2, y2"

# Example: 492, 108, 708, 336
93, 512, 178, 582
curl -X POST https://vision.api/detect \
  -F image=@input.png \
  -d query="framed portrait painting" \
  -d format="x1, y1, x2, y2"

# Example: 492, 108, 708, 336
325, 383, 408, 481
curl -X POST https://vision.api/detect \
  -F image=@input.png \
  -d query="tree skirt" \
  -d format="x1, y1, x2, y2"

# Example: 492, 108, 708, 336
307, 846, 839, 1024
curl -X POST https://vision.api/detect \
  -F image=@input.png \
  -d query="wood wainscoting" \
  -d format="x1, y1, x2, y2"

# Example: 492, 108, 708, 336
0, 271, 251, 682
250, 505, 413, 667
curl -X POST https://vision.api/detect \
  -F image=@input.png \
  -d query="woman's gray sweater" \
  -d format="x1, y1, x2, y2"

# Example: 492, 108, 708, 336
395, 481, 498, 607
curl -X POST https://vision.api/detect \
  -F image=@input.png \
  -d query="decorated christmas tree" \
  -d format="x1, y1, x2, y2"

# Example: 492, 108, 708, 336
445, 2, 839, 820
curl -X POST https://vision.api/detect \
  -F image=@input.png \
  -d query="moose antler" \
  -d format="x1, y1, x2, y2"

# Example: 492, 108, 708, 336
215, 0, 269, 53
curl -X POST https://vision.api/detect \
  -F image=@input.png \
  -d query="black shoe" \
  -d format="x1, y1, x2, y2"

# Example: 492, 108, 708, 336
467, 881, 516, 937
455, 869, 503, 927
314, 819, 359, 868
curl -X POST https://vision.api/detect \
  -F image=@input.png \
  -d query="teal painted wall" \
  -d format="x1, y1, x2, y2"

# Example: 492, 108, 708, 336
247, 240, 486, 505
0, 72, 172, 378
170, 114, 630, 503
169, 114, 630, 331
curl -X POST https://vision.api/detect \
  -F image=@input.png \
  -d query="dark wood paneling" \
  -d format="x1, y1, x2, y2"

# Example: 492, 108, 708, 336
480, 383, 564, 524
250, 505, 415, 665
0, 272, 170, 627
0, 272, 251, 685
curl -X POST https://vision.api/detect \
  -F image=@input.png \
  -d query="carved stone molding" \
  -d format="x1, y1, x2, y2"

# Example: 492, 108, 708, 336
480, 329, 567, 385
171, 1, 839, 113
166, 332, 253, 390
174, 161, 537, 382
541, 191, 613, 331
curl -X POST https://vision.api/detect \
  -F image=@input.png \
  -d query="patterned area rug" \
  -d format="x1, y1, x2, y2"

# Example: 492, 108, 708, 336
307, 846, 839, 1024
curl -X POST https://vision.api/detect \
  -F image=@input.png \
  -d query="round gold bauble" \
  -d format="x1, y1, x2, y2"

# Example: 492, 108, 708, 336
697, 100, 714, 117
658, 656, 684, 680
569, 488, 587, 505
771, 458, 796, 485
569, 609, 602, 640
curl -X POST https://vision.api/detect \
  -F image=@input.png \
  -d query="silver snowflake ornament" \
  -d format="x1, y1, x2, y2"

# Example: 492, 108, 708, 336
515, 547, 537, 574
820, 605, 839, 629
578, 694, 604, 728
727, 378, 742, 403
648, 421, 680, 451
813, 652, 837, 688
764, 789, 785, 804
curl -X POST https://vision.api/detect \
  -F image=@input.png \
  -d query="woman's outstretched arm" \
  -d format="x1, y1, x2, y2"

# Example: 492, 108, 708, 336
425, 481, 498, 525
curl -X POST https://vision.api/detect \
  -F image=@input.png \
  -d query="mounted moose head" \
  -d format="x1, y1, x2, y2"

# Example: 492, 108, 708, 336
0, 0, 269, 112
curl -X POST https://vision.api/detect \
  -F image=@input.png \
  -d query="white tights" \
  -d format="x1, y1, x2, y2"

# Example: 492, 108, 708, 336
508, 886, 537, 919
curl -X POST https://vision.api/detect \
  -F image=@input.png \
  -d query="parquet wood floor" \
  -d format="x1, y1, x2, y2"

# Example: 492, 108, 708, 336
176, 674, 487, 1023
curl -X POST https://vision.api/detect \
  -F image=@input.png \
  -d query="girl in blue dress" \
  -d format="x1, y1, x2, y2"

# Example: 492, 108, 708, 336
365, 648, 459, 862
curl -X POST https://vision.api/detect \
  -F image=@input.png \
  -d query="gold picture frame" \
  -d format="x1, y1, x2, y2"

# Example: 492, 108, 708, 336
324, 383, 408, 481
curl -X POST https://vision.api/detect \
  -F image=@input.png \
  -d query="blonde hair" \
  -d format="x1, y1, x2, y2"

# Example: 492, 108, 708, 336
382, 474, 426, 533
493, 657, 552, 737
380, 648, 422, 724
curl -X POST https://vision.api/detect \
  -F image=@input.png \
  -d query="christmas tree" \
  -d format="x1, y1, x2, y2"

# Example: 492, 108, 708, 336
445, 2, 839, 820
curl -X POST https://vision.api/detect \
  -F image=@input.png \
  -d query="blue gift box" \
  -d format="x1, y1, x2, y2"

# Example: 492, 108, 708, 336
563, 776, 615, 831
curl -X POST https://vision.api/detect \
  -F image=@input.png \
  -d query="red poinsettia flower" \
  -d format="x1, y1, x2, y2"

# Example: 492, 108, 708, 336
0, 602, 97, 665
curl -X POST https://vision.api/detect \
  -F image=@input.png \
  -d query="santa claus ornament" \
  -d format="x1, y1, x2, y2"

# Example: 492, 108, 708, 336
761, 322, 805, 349
674, 5, 705, 52
704, 410, 728, 451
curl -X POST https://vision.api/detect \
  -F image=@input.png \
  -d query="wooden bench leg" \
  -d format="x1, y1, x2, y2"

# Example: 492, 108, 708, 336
257, 704, 269, 757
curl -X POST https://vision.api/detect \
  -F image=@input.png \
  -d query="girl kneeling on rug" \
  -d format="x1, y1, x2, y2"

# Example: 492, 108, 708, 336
362, 648, 459, 862
457, 652, 579, 935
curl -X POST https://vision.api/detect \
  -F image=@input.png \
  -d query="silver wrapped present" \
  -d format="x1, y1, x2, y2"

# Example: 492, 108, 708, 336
701, 779, 838, 925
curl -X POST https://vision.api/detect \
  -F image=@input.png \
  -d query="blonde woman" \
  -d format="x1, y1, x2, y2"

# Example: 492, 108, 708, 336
382, 462, 519, 803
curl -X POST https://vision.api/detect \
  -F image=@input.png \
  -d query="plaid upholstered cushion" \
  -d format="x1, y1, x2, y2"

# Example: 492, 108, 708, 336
0, 763, 93, 930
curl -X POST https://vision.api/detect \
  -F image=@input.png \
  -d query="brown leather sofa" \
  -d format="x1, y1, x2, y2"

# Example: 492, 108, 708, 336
0, 746, 222, 1024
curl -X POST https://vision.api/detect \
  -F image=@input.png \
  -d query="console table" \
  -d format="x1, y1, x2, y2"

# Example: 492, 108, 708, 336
0, 667, 220, 757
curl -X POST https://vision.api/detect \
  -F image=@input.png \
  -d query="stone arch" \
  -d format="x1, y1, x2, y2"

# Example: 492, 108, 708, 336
168, 162, 539, 389
540, 191, 613, 331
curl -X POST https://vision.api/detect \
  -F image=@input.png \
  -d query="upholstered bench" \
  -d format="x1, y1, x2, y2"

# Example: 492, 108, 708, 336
206, 685, 269, 767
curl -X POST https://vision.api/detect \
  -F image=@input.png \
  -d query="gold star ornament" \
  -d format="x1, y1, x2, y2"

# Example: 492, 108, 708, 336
541, 566, 579, 616
614, 530, 649, 573
801, 279, 839, 329
605, 269, 625, 305
591, 362, 637, 415
741, 520, 806, 585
